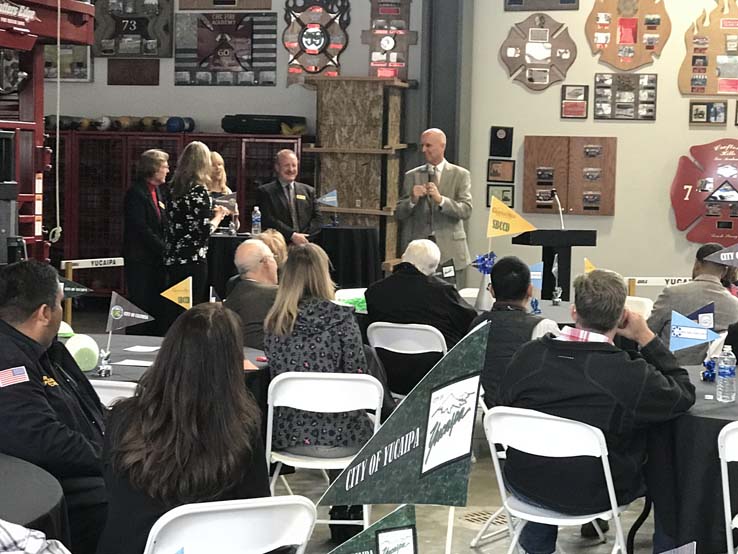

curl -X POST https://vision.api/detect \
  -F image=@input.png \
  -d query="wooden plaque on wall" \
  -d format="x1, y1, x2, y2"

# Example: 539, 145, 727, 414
523, 136, 570, 214
584, 0, 671, 71
567, 137, 617, 216
678, 0, 738, 96
523, 135, 617, 216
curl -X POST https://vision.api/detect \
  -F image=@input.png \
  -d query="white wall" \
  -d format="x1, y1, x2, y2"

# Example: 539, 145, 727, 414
468, 0, 732, 293
44, 0, 423, 133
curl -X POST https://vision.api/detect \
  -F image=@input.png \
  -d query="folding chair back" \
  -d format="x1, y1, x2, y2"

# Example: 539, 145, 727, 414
367, 322, 447, 355
142, 496, 317, 554
718, 421, 738, 554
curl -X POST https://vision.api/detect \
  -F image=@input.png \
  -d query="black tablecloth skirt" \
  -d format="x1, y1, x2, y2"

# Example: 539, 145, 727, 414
207, 234, 249, 299
645, 367, 738, 554
0, 453, 70, 544
318, 226, 381, 288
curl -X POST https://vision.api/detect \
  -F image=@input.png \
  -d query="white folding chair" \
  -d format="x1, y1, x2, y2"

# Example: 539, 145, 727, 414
90, 380, 137, 408
265, 372, 384, 529
485, 407, 631, 554
367, 322, 447, 400
142, 496, 317, 554
624, 296, 654, 319
470, 394, 511, 548
718, 421, 738, 554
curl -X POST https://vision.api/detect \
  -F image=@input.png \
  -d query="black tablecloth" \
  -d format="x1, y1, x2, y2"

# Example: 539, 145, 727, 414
318, 226, 381, 288
646, 366, 738, 554
207, 233, 250, 299
0, 453, 70, 544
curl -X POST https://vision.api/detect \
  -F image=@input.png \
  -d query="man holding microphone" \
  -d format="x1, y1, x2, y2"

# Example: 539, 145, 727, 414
396, 128, 473, 286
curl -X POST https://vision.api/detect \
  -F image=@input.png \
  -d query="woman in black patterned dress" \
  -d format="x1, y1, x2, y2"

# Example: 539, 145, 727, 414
164, 141, 228, 305
263, 243, 374, 458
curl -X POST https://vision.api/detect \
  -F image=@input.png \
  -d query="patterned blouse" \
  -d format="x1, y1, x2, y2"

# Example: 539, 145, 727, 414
164, 183, 212, 266
264, 298, 374, 451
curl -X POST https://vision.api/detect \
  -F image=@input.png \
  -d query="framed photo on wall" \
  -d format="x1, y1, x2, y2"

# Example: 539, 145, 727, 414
487, 184, 515, 208
690, 100, 728, 126
561, 84, 589, 119
487, 158, 516, 183
44, 45, 93, 82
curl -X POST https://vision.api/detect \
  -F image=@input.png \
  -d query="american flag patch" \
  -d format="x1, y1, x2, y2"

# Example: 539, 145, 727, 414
0, 366, 29, 387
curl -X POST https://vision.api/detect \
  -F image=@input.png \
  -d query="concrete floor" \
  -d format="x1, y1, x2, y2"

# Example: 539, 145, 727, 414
282, 435, 655, 554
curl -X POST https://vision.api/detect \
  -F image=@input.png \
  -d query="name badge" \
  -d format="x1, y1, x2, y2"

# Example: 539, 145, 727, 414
296, 194, 307, 200
158, 201, 165, 210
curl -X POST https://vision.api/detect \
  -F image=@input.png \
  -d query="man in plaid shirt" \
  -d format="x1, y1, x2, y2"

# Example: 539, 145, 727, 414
496, 269, 695, 554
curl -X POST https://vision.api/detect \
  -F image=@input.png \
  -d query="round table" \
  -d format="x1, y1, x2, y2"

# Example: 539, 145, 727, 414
0, 453, 70, 544
318, 226, 382, 288
643, 365, 738, 554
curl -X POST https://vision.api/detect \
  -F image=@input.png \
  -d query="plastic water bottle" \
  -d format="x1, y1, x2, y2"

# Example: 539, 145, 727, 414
251, 206, 261, 235
717, 345, 737, 403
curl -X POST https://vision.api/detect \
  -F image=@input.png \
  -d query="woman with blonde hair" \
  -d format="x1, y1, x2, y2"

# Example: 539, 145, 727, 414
264, 243, 373, 458
258, 228, 288, 269
209, 151, 239, 231
164, 141, 227, 304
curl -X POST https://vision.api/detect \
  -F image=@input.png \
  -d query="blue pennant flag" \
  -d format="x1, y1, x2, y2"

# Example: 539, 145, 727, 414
317, 189, 338, 207
686, 302, 715, 330
530, 262, 544, 291
670, 310, 720, 352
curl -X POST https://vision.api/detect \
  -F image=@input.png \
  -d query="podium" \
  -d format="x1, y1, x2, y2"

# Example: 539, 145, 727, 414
512, 230, 597, 301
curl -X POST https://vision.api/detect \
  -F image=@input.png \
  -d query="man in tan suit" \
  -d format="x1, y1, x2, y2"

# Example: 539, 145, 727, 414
396, 128, 473, 286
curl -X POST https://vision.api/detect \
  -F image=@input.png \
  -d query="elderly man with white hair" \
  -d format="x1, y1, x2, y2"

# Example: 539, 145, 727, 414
225, 239, 279, 349
366, 239, 476, 347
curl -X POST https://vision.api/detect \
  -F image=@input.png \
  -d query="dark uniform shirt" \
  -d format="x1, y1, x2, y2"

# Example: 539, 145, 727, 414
0, 320, 105, 480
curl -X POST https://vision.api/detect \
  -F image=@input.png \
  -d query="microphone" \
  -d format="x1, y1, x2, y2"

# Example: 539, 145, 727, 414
426, 164, 436, 241
551, 188, 565, 230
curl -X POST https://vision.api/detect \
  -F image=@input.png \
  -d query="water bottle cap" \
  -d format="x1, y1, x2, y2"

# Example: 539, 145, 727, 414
726, 345, 734, 353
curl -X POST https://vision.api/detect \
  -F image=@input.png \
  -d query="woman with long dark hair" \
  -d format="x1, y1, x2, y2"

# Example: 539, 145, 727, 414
164, 141, 228, 304
264, 243, 374, 458
96, 303, 268, 554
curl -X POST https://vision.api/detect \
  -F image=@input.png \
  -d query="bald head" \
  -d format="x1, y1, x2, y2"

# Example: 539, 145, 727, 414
234, 239, 278, 285
420, 128, 447, 166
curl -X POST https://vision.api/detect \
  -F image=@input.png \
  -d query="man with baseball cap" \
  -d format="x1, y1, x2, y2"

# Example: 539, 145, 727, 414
648, 242, 738, 364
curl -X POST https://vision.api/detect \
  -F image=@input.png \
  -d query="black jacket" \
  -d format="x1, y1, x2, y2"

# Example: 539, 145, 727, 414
472, 304, 544, 407
225, 279, 278, 350
0, 321, 105, 480
256, 180, 322, 242
123, 181, 166, 266
365, 262, 477, 348
97, 405, 270, 554
497, 334, 695, 514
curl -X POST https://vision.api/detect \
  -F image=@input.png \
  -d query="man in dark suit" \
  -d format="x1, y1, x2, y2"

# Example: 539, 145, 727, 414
122, 149, 169, 335
256, 149, 322, 245
225, 239, 279, 350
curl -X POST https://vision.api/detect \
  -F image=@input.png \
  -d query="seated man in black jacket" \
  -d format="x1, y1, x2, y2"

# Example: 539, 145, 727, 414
496, 269, 695, 554
471, 256, 559, 408
365, 239, 476, 393
0, 260, 107, 554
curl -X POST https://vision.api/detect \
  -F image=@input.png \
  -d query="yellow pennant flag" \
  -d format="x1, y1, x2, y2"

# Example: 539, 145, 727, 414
487, 197, 536, 238
161, 277, 192, 310
584, 258, 597, 274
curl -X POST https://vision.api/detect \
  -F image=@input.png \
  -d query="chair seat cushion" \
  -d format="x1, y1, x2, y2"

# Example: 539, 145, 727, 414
271, 451, 354, 470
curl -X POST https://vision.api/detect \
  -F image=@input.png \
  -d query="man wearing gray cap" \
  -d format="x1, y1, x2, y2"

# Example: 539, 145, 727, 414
648, 242, 738, 365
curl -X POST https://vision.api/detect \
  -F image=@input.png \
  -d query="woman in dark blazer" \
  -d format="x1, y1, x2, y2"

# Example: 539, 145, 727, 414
96, 303, 269, 554
122, 149, 169, 335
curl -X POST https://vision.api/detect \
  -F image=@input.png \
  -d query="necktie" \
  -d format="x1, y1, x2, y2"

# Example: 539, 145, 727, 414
284, 183, 299, 230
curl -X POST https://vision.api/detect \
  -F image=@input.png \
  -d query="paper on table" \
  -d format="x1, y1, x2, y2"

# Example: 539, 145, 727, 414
243, 359, 258, 371
112, 359, 154, 367
123, 345, 160, 353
